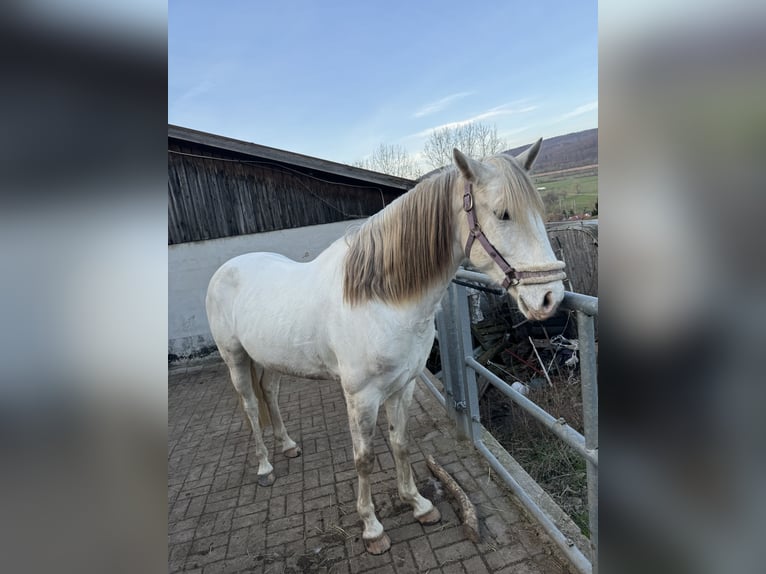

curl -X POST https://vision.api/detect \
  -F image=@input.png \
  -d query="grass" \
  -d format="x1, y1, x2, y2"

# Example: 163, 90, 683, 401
533, 173, 598, 220
481, 374, 590, 537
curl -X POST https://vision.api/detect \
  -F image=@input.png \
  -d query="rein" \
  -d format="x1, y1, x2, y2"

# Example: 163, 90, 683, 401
463, 182, 566, 289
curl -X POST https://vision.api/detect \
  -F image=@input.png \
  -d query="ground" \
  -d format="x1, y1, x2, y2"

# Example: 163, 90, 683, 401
168, 358, 574, 573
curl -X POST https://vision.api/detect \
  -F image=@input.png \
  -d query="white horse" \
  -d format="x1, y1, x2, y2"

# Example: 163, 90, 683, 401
205, 141, 566, 554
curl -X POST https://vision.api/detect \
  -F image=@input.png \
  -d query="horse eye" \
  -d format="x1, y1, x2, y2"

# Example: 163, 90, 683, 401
499, 211, 511, 221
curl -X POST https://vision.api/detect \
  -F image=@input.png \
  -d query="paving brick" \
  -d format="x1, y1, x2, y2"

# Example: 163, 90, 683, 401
434, 540, 478, 565
185, 495, 207, 519
337, 480, 356, 504
285, 491, 304, 516
484, 513, 520, 545
186, 533, 229, 568
168, 527, 196, 545
266, 526, 304, 547
169, 516, 200, 535
427, 525, 466, 549
268, 495, 286, 519
203, 496, 239, 515
387, 522, 424, 543
390, 543, 418, 574
484, 543, 529, 570
267, 513, 303, 535
349, 546, 392, 573
319, 465, 336, 486
304, 493, 336, 512
202, 555, 259, 574
408, 537, 438, 571
168, 542, 193, 572
462, 555, 491, 574
305, 483, 335, 501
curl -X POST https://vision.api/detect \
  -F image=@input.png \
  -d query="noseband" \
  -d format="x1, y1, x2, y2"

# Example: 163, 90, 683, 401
463, 182, 567, 289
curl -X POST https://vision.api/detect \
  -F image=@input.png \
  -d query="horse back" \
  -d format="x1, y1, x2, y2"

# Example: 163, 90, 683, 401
206, 246, 346, 378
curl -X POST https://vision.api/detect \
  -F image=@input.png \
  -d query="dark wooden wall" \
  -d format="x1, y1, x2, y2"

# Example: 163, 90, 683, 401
168, 141, 408, 245
547, 221, 598, 296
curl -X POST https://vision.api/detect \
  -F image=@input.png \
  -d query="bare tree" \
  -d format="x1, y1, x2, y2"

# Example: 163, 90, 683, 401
422, 122, 506, 170
353, 143, 420, 180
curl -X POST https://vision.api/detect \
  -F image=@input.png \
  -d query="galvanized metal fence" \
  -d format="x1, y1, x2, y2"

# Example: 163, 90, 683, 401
418, 269, 598, 574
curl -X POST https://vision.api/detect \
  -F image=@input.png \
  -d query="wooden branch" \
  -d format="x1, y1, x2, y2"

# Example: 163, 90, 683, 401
426, 455, 480, 542
528, 336, 553, 387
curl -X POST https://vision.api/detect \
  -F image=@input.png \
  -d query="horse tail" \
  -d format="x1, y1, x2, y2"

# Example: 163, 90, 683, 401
250, 359, 273, 429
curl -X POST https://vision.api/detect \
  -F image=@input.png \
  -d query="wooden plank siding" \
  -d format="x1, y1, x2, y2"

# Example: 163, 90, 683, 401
168, 130, 413, 245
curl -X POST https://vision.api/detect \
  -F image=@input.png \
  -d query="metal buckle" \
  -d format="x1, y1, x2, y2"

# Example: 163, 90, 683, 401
463, 192, 473, 212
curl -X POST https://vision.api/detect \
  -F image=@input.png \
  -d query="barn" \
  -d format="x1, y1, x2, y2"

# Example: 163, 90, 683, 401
168, 125, 415, 360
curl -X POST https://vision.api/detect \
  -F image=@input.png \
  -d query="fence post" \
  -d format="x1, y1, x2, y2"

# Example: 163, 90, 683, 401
577, 310, 598, 573
435, 283, 472, 440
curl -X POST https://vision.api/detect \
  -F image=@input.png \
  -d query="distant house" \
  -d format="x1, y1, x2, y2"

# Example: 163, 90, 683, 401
168, 125, 414, 360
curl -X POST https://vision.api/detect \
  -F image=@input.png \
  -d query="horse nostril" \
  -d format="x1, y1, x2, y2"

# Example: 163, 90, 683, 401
542, 291, 553, 311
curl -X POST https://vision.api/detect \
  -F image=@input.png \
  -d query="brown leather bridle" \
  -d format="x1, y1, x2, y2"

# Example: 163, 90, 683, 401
463, 182, 566, 289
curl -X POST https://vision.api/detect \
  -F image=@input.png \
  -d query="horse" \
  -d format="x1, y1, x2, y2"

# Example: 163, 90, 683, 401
205, 140, 566, 554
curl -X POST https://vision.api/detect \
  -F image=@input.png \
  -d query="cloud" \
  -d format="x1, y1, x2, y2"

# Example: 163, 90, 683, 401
413, 91, 474, 118
558, 100, 598, 120
170, 78, 215, 110
409, 102, 538, 139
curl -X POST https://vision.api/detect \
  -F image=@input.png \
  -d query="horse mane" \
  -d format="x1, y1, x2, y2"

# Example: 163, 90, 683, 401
484, 155, 545, 228
343, 168, 457, 306
342, 154, 545, 306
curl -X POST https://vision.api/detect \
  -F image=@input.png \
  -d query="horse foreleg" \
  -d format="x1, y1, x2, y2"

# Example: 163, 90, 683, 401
384, 380, 441, 525
261, 371, 300, 458
225, 356, 274, 486
347, 395, 390, 555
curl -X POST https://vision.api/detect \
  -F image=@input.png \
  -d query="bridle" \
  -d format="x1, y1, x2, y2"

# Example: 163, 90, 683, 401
463, 182, 567, 289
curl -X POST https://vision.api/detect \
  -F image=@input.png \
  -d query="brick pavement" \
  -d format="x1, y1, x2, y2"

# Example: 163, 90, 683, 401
169, 358, 573, 574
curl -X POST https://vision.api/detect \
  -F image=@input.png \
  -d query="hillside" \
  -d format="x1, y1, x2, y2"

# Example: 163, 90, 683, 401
506, 128, 598, 174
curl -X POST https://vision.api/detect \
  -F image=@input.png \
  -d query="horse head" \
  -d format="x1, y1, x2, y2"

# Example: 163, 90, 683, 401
453, 140, 566, 321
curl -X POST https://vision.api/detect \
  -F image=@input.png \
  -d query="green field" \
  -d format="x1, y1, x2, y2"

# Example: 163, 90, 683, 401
533, 173, 598, 220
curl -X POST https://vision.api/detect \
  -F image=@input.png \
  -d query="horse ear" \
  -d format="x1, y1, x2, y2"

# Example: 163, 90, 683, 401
514, 138, 543, 171
453, 148, 486, 182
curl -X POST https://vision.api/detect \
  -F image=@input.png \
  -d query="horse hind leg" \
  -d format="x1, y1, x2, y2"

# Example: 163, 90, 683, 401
222, 351, 275, 486
384, 380, 440, 525
260, 369, 301, 458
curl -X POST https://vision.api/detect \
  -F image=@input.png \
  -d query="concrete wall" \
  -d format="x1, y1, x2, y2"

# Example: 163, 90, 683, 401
169, 219, 364, 360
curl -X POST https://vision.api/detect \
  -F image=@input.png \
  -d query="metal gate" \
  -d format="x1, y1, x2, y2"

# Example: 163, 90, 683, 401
418, 269, 598, 574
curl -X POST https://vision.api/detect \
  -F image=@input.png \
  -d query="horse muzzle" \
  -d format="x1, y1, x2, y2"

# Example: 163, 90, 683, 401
514, 279, 565, 321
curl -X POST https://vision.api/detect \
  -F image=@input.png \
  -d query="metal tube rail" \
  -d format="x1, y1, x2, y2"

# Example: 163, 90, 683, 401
432, 275, 599, 573
577, 311, 599, 573
474, 440, 592, 574
465, 356, 598, 467
454, 268, 598, 317
562, 291, 598, 316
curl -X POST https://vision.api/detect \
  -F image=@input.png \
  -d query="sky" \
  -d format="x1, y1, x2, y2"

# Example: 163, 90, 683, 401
169, 1, 597, 168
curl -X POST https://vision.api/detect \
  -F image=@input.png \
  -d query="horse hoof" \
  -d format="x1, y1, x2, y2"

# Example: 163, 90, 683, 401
416, 506, 441, 526
283, 446, 302, 459
257, 472, 275, 487
364, 532, 391, 555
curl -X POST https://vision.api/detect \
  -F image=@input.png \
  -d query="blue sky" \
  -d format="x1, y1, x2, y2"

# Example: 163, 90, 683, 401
169, 1, 597, 167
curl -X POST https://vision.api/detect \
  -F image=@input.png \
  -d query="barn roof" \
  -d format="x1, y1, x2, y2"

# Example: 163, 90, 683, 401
169, 124, 416, 190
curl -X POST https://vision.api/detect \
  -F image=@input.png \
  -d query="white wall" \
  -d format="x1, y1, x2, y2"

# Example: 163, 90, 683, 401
169, 220, 364, 360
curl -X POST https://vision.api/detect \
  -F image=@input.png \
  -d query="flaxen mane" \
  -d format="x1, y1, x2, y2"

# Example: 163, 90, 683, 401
485, 155, 545, 227
343, 169, 457, 306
